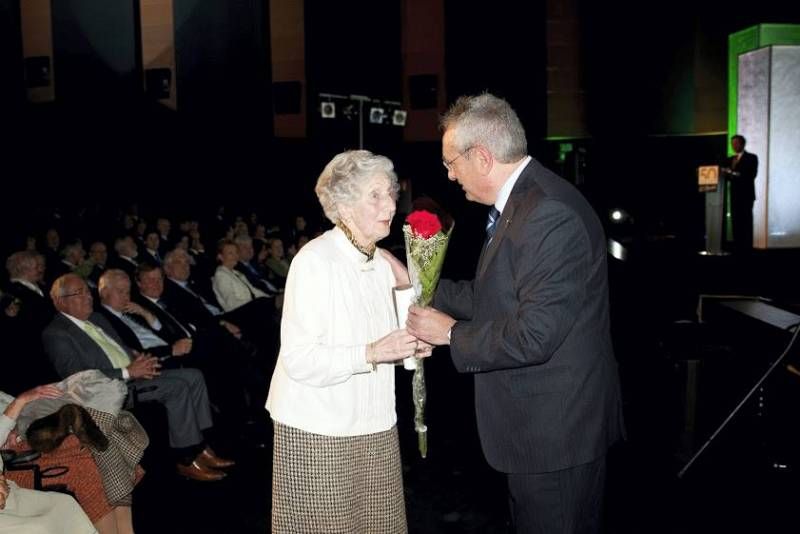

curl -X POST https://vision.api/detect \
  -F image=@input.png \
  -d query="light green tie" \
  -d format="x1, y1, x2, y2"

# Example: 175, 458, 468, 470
83, 321, 131, 369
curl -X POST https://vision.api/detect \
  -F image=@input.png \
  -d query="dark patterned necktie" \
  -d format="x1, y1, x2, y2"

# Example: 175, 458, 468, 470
486, 206, 500, 242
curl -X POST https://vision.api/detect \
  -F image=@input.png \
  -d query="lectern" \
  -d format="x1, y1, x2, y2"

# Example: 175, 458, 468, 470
698, 165, 726, 255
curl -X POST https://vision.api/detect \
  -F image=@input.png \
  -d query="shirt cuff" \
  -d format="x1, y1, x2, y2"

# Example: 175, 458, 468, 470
352, 346, 374, 375
121, 367, 130, 380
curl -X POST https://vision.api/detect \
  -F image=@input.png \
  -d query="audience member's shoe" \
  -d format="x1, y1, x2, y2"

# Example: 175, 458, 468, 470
176, 461, 226, 481
195, 447, 236, 469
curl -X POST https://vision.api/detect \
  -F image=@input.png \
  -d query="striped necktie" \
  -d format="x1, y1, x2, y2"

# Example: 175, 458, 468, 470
486, 206, 500, 242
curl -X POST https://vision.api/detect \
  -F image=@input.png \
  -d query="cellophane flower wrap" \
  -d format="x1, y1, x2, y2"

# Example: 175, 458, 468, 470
403, 208, 454, 458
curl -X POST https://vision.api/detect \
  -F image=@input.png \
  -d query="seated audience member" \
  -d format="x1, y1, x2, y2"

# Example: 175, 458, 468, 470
108, 236, 139, 279
103, 269, 251, 421
42, 274, 233, 482
5, 251, 59, 391
213, 239, 276, 312
47, 240, 87, 286
87, 242, 108, 287
1, 384, 98, 533
155, 218, 173, 257
263, 237, 289, 290
97, 270, 192, 361
233, 235, 280, 296
139, 231, 162, 266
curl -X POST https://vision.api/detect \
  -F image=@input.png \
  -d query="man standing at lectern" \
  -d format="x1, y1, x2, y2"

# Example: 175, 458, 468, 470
725, 134, 758, 253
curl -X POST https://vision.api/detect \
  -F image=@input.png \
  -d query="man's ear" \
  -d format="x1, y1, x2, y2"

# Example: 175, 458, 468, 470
473, 145, 493, 174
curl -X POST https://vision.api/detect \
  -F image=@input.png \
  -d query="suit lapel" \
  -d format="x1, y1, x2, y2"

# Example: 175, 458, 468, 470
476, 161, 539, 280
477, 201, 517, 280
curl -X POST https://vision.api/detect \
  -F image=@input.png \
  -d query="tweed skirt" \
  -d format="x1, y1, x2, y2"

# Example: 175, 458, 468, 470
272, 422, 407, 534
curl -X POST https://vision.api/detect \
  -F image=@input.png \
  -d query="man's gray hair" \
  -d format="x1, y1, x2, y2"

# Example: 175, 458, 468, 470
233, 234, 253, 246
163, 249, 189, 269
315, 149, 399, 223
6, 250, 40, 278
98, 269, 130, 295
61, 241, 83, 259
50, 273, 82, 300
440, 93, 527, 163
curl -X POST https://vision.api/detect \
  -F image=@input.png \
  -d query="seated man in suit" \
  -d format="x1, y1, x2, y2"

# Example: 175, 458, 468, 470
5, 250, 60, 391
97, 269, 192, 361
6, 251, 54, 332
42, 274, 234, 482
101, 269, 251, 422
233, 235, 282, 296
108, 236, 139, 279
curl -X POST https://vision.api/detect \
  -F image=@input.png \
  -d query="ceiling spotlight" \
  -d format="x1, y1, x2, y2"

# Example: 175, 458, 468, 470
321, 101, 335, 119
369, 107, 386, 124
392, 109, 407, 127
609, 209, 630, 223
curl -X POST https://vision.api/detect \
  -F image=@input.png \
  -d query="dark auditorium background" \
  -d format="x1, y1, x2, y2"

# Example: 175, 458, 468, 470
2, 0, 800, 532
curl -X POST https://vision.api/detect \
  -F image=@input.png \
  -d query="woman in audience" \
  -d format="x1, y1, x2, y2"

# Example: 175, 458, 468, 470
266, 150, 431, 533
1, 384, 97, 533
2, 382, 142, 534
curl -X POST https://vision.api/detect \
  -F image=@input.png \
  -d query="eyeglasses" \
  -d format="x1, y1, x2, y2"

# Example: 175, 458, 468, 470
442, 146, 474, 171
62, 289, 91, 298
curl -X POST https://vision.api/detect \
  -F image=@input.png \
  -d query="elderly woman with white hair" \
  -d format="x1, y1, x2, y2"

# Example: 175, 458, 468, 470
266, 150, 430, 533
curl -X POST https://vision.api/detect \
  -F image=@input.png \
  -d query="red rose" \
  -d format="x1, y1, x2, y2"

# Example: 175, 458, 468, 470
406, 210, 442, 239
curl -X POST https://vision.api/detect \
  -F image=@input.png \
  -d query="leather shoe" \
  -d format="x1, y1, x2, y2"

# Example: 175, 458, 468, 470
176, 461, 226, 481
195, 447, 236, 469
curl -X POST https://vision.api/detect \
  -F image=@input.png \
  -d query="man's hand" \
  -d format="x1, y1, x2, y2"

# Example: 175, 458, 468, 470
128, 352, 161, 380
123, 302, 157, 326
171, 338, 192, 357
220, 320, 242, 339
406, 305, 457, 346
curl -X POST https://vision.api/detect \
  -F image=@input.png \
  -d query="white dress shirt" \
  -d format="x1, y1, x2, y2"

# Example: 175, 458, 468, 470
266, 226, 398, 437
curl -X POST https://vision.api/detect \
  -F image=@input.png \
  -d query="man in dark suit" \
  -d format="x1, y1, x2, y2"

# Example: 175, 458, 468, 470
42, 273, 233, 481
724, 134, 759, 253
97, 269, 192, 361
108, 236, 140, 279
407, 93, 624, 533
5, 250, 60, 390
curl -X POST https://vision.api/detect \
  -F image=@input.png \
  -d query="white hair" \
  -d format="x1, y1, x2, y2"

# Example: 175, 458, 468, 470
315, 150, 399, 223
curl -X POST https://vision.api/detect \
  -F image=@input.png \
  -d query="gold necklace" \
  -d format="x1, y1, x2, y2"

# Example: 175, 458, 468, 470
336, 221, 375, 261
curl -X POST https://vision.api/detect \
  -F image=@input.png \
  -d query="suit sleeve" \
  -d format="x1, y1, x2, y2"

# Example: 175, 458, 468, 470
43, 327, 124, 380
434, 279, 475, 320
450, 200, 589, 372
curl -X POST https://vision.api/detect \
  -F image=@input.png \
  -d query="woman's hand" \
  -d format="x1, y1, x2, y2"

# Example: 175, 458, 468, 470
368, 329, 419, 365
379, 249, 411, 286
4, 383, 63, 420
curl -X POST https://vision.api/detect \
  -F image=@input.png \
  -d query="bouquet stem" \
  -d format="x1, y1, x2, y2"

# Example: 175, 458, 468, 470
412, 357, 427, 458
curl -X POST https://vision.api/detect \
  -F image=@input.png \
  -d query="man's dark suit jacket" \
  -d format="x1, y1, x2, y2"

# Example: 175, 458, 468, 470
7, 282, 55, 333
436, 158, 624, 474
42, 312, 134, 380
161, 278, 221, 332
107, 256, 138, 280
729, 151, 759, 204
96, 305, 173, 359
5, 282, 59, 390
131, 295, 193, 345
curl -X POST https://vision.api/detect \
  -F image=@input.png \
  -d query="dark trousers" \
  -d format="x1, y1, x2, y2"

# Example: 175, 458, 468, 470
507, 455, 606, 534
133, 368, 213, 448
730, 198, 754, 253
